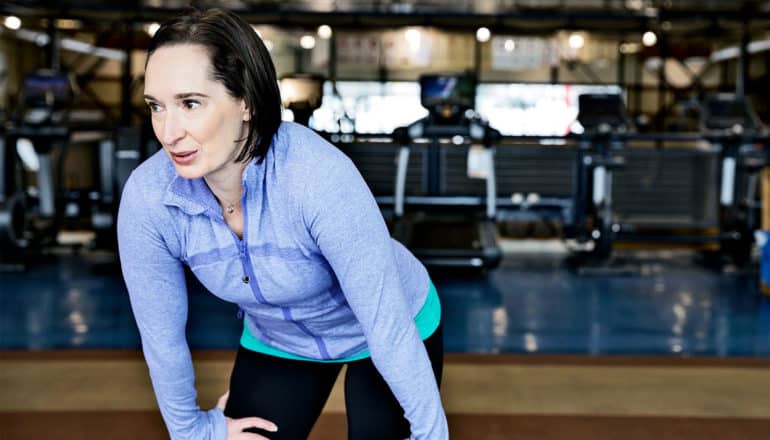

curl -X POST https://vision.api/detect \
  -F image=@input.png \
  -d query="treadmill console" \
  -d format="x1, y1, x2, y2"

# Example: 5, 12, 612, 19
577, 93, 632, 133
280, 73, 324, 126
20, 70, 74, 126
700, 93, 761, 133
419, 73, 476, 123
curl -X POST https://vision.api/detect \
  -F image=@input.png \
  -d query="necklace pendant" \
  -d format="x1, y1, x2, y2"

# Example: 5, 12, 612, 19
226, 204, 235, 215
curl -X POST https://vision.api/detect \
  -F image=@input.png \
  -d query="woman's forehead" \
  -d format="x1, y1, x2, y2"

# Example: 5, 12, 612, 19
145, 44, 217, 96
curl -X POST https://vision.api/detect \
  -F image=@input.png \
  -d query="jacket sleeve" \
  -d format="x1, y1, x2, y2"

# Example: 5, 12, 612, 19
117, 175, 227, 440
302, 154, 448, 439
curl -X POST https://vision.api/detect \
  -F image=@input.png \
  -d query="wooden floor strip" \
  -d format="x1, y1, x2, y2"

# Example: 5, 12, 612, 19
3, 358, 770, 418
4, 350, 770, 367
3, 412, 770, 440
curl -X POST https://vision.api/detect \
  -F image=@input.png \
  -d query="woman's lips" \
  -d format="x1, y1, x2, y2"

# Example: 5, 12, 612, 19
171, 150, 198, 165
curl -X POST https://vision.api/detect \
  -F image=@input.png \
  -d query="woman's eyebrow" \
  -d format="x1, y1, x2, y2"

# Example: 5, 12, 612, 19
143, 92, 210, 101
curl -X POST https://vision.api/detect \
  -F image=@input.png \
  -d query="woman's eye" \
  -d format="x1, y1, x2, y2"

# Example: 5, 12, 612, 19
183, 99, 200, 110
146, 102, 161, 112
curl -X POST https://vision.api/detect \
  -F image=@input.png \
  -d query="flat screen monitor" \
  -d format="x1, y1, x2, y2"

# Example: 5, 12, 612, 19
577, 93, 632, 132
22, 71, 73, 109
419, 74, 475, 110
280, 74, 324, 110
700, 94, 759, 131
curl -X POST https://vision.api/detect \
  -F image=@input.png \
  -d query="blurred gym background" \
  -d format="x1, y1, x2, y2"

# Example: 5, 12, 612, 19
2, 1, 770, 439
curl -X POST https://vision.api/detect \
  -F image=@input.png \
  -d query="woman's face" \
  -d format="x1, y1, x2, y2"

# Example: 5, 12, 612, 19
144, 43, 249, 181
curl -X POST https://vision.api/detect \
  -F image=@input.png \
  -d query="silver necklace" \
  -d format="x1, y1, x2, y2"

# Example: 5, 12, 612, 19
207, 180, 242, 216
217, 193, 240, 216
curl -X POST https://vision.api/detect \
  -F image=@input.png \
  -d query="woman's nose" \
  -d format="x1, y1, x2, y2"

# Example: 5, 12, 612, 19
160, 111, 185, 146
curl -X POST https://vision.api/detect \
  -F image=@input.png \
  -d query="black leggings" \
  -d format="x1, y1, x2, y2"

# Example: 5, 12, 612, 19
224, 324, 443, 440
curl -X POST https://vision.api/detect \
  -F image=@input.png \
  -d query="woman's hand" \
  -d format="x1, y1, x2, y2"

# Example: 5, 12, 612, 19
216, 391, 279, 439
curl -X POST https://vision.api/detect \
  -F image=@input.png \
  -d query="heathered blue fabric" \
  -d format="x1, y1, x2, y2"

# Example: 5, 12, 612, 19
117, 121, 448, 439
240, 279, 441, 362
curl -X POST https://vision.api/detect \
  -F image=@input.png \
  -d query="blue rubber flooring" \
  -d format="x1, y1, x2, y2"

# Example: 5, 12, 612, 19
2, 248, 770, 356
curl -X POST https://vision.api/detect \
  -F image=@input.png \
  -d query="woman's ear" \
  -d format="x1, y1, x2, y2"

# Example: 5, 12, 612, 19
240, 100, 250, 122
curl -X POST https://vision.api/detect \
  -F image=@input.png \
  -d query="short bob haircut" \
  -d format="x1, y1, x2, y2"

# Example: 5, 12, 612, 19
146, 8, 281, 164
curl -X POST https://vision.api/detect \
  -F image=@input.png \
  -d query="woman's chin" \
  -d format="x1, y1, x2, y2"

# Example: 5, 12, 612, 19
173, 164, 205, 180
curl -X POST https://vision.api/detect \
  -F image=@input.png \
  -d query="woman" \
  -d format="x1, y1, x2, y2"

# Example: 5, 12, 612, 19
117, 7, 447, 440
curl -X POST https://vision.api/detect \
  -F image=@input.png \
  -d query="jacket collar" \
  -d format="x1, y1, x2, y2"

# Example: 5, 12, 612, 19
162, 157, 260, 217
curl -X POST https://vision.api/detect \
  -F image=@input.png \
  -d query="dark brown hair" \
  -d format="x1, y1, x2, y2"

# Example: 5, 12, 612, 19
147, 8, 281, 164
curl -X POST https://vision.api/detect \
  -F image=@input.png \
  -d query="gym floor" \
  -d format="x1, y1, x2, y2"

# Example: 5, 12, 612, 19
2, 240, 770, 438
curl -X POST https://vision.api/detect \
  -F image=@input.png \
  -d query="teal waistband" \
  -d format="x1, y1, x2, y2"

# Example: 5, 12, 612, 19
240, 280, 441, 363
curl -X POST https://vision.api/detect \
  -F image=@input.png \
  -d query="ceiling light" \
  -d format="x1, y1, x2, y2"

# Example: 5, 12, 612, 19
55, 19, 81, 30
300, 35, 316, 49
405, 28, 421, 51
3, 16, 21, 30
317, 25, 332, 40
619, 42, 641, 54
145, 22, 160, 37
476, 27, 491, 43
642, 31, 657, 47
568, 33, 585, 49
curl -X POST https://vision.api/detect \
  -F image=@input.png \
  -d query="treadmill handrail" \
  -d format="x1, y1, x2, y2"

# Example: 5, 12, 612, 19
394, 146, 410, 217
392, 116, 500, 216
485, 148, 496, 219
0, 137, 6, 201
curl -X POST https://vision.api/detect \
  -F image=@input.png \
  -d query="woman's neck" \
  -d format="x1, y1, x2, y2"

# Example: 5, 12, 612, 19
204, 161, 249, 207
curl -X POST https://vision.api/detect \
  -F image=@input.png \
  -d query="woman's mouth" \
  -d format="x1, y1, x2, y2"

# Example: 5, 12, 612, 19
170, 150, 198, 165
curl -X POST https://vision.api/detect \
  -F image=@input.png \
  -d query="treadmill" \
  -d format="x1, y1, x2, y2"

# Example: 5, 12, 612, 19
573, 93, 634, 259
390, 73, 502, 269
1, 70, 73, 257
700, 93, 764, 265
279, 73, 324, 127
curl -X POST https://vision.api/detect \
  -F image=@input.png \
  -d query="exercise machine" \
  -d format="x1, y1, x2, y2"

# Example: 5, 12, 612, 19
280, 73, 324, 127
0, 68, 148, 264
574, 93, 634, 260
390, 73, 502, 269
0, 70, 74, 264
700, 93, 766, 266
571, 92, 768, 270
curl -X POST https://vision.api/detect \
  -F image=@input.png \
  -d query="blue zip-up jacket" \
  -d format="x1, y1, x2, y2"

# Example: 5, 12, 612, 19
117, 121, 448, 439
